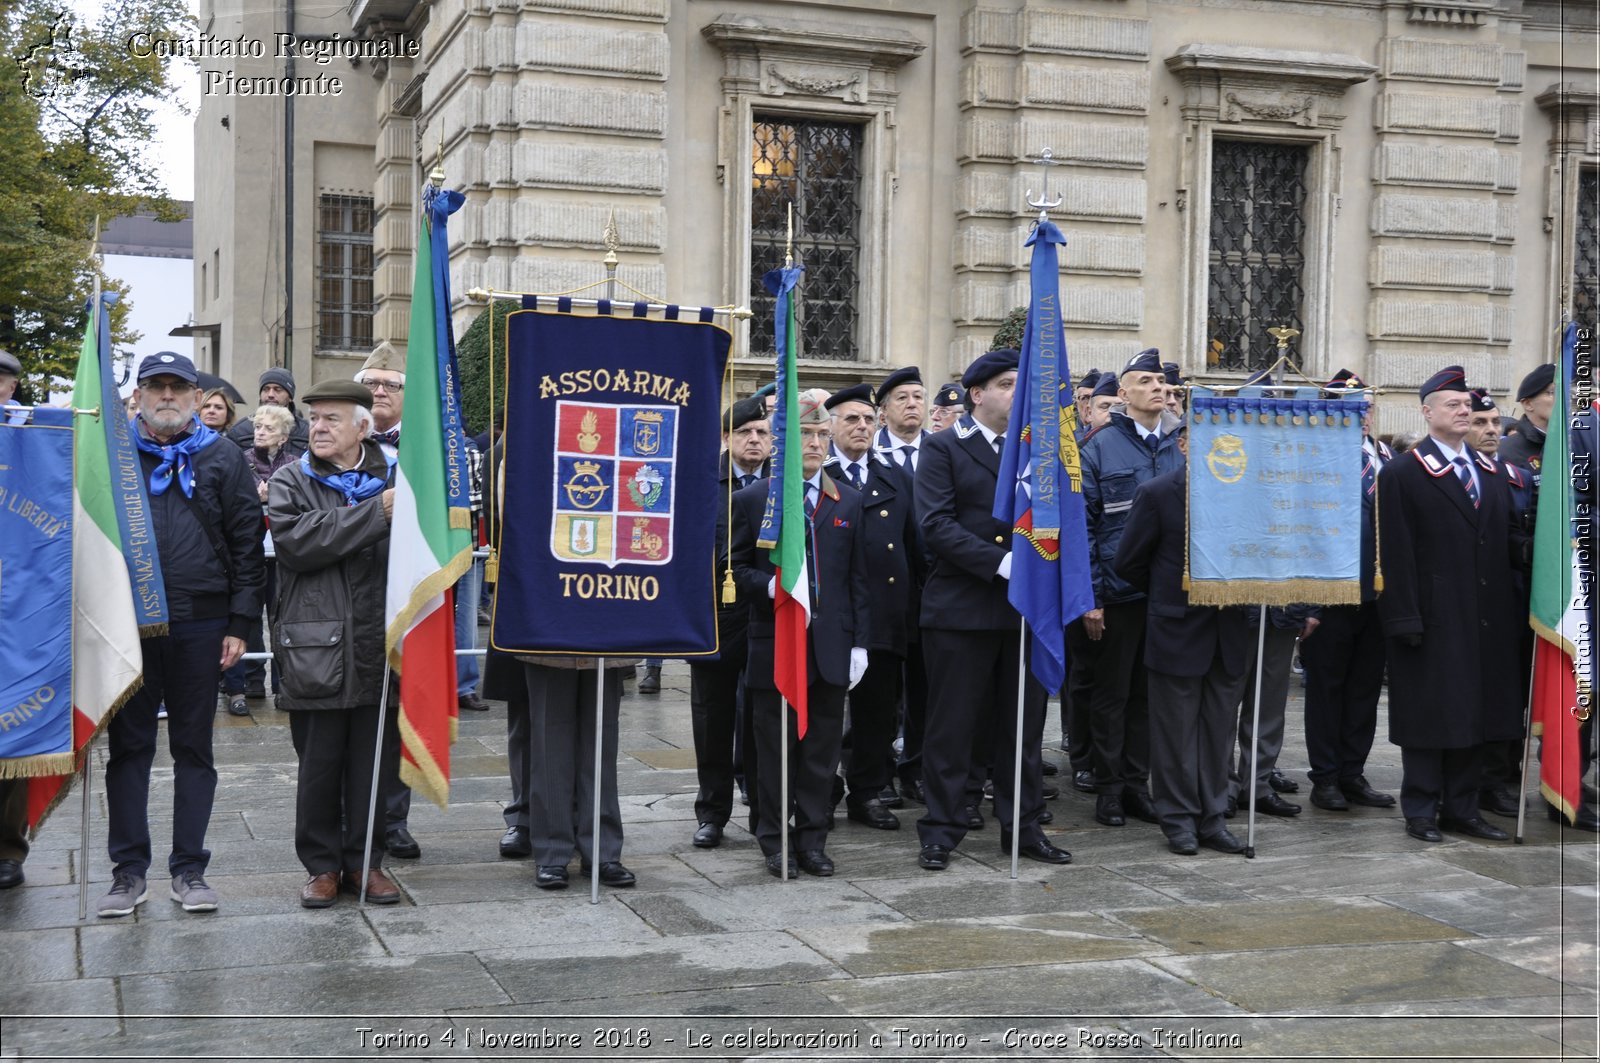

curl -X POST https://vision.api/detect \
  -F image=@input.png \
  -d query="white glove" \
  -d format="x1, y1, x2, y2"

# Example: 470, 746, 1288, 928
848, 648, 869, 690
997, 553, 1013, 581
767, 576, 776, 599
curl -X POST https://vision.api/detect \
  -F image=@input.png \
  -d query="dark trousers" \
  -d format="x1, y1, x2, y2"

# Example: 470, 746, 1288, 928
689, 659, 746, 827
106, 618, 226, 878
897, 641, 928, 787
383, 722, 412, 833
1230, 623, 1299, 798
1300, 602, 1386, 786
917, 627, 1046, 850
521, 664, 624, 866
288, 704, 396, 874
749, 683, 845, 856
844, 650, 904, 803
1063, 631, 1095, 770
1401, 745, 1483, 822
222, 562, 276, 695
1067, 600, 1149, 796
1147, 662, 1248, 842
0, 779, 28, 863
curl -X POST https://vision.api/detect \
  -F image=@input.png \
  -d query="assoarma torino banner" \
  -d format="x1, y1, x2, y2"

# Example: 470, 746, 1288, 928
492, 305, 730, 656
0, 408, 74, 769
1186, 385, 1364, 606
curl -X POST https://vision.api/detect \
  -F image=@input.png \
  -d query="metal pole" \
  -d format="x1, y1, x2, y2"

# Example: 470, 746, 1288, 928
78, 754, 91, 920
1011, 623, 1026, 880
1514, 641, 1540, 843
358, 661, 393, 905
591, 659, 603, 904
780, 696, 789, 881
1243, 605, 1268, 859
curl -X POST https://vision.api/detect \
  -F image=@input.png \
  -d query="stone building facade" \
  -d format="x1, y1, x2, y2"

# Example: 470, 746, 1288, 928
193, 0, 1598, 432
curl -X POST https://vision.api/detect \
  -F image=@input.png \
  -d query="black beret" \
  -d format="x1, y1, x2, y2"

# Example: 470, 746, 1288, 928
825, 383, 876, 411
1517, 363, 1555, 401
1076, 368, 1102, 391
1121, 348, 1162, 377
1419, 365, 1469, 400
1091, 371, 1121, 398
875, 366, 923, 405
1161, 362, 1182, 386
932, 382, 964, 408
1469, 388, 1497, 413
722, 397, 767, 433
962, 349, 1020, 389
300, 378, 374, 409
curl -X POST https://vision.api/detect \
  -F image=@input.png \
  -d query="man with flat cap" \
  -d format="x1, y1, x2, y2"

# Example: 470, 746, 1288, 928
928, 382, 964, 434
730, 391, 870, 878
1498, 363, 1555, 486
824, 383, 925, 830
874, 366, 928, 473
1301, 370, 1397, 813
914, 348, 1070, 870
0, 348, 26, 424
1379, 365, 1526, 844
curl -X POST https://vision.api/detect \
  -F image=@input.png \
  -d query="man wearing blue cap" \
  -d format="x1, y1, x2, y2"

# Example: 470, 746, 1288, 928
914, 348, 1070, 870
1498, 363, 1555, 486
873, 366, 928, 473
928, 382, 964, 434
1379, 366, 1525, 844
98, 353, 265, 918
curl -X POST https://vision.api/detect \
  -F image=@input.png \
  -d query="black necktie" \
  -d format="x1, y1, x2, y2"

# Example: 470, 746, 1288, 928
376, 427, 400, 447
737, 473, 754, 489
897, 445, 913, 470
993, 435, 1004, 455
804, 484, 816, 518
849, 463, 864, 489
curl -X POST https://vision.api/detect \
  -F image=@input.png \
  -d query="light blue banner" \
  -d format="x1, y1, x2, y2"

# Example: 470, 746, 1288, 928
1186, 386, 1364, 606
0, 408, 74, 763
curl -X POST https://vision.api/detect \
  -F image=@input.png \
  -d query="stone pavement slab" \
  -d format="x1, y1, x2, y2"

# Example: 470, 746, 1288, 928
618, 880, 906, 935
1111, 895, 1467, 953
79, 909, 387, 978
365, 895, 660, 956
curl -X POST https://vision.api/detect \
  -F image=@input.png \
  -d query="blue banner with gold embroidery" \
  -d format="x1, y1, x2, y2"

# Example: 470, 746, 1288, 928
491, 305, 730, 655
1186, 386, 1364, 606
0, 409, 74, 761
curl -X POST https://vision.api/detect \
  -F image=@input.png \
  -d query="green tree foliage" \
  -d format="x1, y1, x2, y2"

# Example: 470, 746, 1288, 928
0, 0, 191, 399
456, 300, 514, 436
992, 305, 1026, 351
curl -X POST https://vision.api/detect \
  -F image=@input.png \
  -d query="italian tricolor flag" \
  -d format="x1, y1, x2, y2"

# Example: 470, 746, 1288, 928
385, 188, 472, 809
1529, 321, 1592, 824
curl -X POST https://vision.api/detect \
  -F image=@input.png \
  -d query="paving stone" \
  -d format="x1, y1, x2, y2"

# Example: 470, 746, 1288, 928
626, 747, 699, 770
192, 837, 314, 876
0, 927, 78, 982
123, 870, 330, 921
447, 981, 850, 1024
80, 909, 385, 977
1175, 851, 1511, 899
1377, 885, 1598, 938
618, 881, 904, 936
854, 865, 1171, 920
0, 978, 122, 1056
1112, 896, 1466, 954
1434, 842, 1599, 888
367, 894, 658, 955
1455, 933, 1600, 992
1102, 860, 1258, 904
390, 860, 550, 905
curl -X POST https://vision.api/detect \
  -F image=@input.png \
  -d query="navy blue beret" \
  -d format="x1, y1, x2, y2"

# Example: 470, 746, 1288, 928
962, 349, 1020, 389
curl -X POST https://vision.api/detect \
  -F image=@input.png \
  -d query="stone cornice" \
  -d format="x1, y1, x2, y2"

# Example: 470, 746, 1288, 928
701, 13, 925, 70
1165, 44, 1377, 88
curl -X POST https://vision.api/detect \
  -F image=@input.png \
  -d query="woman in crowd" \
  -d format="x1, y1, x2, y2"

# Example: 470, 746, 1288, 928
199, 387, 237, 432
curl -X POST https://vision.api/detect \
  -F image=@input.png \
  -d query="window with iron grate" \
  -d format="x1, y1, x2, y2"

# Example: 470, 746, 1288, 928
1207, 140, 1309, 373
1575, 169, 1599, 334
316, 194, 374, 353
749, 116, 862, 361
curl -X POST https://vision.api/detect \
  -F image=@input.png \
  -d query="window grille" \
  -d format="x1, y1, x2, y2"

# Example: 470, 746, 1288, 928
316, 195, 374, 352
1575, 169, 1599, 335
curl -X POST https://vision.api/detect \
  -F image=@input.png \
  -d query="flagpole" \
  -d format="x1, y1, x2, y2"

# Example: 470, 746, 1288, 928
1514, 641, 1539, 843
359, 661, 393, 904
78, 756, 91, 920
592, 659, 603, 903
1243, 605, 1268, 860
1011, 623, 1026, 880
80, 217, 102, 922
780, 202, 794, 884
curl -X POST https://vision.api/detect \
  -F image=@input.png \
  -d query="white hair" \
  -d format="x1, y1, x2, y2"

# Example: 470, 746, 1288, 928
353, 405, 375, 436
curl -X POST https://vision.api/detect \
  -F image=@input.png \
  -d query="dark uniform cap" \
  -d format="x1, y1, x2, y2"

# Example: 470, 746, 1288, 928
1077, 368, 1102, 391
0, 348, 19, 377
723, 397, 767, 434
962, 348, 1020, 389
932, 382, 964, 408
299, 378, 374, 410
1161, 362, 1182, 386
1092, 371, 1121, 398
1324, 368, 1366, 391
875, 366, 923, 406
1121, 348, 1162, 377
1516, 363, 1555, 402
826, 382, 876, 411
137, 351, 198, 384
1469, 388, 1497, 413
1419, 365, 1469, 400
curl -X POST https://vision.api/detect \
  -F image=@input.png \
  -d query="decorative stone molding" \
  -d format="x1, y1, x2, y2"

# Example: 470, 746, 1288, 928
1223, 91, 1314, 126
1369, 298, 1510, 344
962, 6, 1149, 60
1373, 143, 1516, 191
1369, 247, 1499, 290
513, 21, 668, 80
1380, 38, 1501, 84
701, 12, 924, 108
1536, 82, 1600, 154
511, 141, 666, 195
1021, 64, 1148, 114
1372, 193, 1498, 240
766, 65, 861, 101
955, 172, 1147, 222
1165, 44, 1375, 129
521, 0, 667, 21
1376, 93, 1520, 141
1405, 0, 1493, 27
1372, 350, 1513, 394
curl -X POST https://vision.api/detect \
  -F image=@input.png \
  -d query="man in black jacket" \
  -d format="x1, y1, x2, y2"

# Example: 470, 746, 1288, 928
98, 353, 265, 918
227, 365, 310, 455
1498, 362, 1554, 487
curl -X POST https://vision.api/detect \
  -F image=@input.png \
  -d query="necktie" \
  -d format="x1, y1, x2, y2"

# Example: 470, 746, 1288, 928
994, 435, 1004, 455
375, 427, 400, 447
1453, 456, 1479, 508
897, 445, 913, 470
736, 473, 753, 489
1361, 447, 1376, 498
804, 484, 816, 519
849, 462, 864, 489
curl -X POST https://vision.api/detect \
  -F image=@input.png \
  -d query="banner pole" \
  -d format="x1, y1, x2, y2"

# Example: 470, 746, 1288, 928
1011, 623, 1026, 880
781, 696, 789, 881
1514, 641, 1539, 843
1243, 605, 1268, 859
592, 658, 603, 904
359, 661, 393, 905
78, 754, 91, 920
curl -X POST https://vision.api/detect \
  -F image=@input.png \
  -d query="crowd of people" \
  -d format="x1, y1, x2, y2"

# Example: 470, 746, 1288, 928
0, 341, 1584, 911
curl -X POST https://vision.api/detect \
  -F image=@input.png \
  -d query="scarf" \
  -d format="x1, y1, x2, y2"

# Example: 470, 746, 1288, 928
133, 416, 220, 497
299, 449, 394, 506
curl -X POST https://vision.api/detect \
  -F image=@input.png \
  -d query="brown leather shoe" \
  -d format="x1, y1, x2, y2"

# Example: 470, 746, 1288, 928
300, 871, 338, 909
341, 869, 400, 904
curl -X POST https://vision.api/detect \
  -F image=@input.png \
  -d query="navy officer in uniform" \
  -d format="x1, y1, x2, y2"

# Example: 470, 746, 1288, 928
1498, 363, 1554, 488
914, 348, 1070, 870
874, 366, 928, 473
928, 382, 964, 434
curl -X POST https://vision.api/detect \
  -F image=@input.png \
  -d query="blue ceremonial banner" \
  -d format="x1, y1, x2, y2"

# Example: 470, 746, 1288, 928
1186, 385, 1365, 606
0, 409, 74, 764
425, 186, 471, 515
490, 305, 730, 655
993, 219, 1094, 694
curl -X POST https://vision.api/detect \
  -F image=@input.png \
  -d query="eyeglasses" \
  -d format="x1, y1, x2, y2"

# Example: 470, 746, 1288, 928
141, 379, 195, 395
363, 379, 404, 393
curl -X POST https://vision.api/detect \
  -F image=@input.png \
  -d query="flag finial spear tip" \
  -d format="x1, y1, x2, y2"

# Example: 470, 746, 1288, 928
429, 131, 445, 188
1026, 148, 1062, 222
784, 202, 793, 269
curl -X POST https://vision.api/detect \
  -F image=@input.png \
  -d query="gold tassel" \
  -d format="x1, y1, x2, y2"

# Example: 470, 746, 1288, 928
721, 569, 737, 605
484, 548, 499, 583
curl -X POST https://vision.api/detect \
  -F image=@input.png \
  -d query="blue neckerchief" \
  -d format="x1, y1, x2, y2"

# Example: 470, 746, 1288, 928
3, 401, 27, 426
299, 449, 394, 506
132, 416, 219, 497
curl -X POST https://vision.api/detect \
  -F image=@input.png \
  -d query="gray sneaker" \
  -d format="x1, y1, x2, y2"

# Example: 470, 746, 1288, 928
170, 870, 219, 912
96, 870, 147, 918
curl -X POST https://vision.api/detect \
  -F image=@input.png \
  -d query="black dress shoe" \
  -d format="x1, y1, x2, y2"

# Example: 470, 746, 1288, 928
1003, 836, 1073, 864
1478, 787, 1520, 818
1122, 792, 1159, 824
0, 858, 22, 889
1267, 769, 1300, 794
878, 784, 905, 810
1038, 808, 1054, 824
1339, 775, 1396, 808
1405, 817, 1443, 843
1200, 829, 1245, 854
1168, 833, 1199, 856
692, 822, 723, 848
1440, 816, 1510, 841
900, 778, 926, 804
1040, 784, 1060, 800
499, 825, 531, 858
1072, 770, 1096, 794
963, 804, 985, 830
581, 861, 637, 887
918, 844, 950, 870
796, 849, 834, 877
1309, 783, 1349, 811
1548, 805, 1600, 832
637, 666, 661, 693
1042, 759, 1059, 776
847, 799, 900, 831
765, 852, 797, 878
1255, 792, 1302, 817
385, 828, 421, 859
1094, 794, 1126, 827
458, 693, 490, 712
535, 865, 569, 889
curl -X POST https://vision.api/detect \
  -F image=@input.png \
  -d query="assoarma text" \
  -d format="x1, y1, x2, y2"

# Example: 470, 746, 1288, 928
540, 369, 691, 405
558, 572, 660, 600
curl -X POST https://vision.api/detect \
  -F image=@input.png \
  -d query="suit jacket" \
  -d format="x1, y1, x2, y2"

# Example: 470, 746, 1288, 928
1112, 466, 1253, 680
1355, 437, 1393, 601
824, 450, 924, 655
916, 416, 1018, 632
730, 472, 870, 689
703, 450, 769, 669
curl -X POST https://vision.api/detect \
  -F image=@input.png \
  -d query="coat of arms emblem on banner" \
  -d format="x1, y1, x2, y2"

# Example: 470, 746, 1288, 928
551, 401, 676, 566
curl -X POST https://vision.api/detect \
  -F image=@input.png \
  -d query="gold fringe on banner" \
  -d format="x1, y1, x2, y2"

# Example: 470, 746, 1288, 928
0, 750, 78, 780
137, 623, 169, 638
1186, 579, 1363, 608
